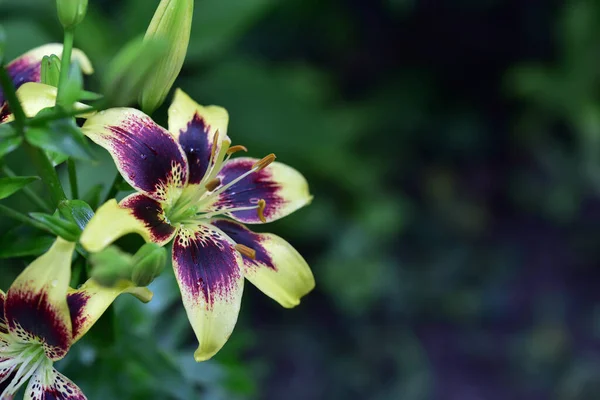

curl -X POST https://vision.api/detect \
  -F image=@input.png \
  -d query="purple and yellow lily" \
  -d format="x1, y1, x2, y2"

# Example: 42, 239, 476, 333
80, 89, 315, 361
0, 238, 151, 399
0, 44, 93, 123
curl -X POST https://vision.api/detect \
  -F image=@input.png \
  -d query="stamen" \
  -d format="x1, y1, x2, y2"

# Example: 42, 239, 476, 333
227, 145, 248, 155
204, 178, 221, 192
234, 244, 256, 259
210, 129, 221, 160
257, 199, 267, 223
252, 153, 276, 171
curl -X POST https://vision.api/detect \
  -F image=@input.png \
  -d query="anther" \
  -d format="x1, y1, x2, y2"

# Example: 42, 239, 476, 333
235, 244, 256, 259
257, 199, 267, 223
252, 153, 276, 171
227, 145, 248, 155
205, 178, 221, 191
210, 129, 220, 159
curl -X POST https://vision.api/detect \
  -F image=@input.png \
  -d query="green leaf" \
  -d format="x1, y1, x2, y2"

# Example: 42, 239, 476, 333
83, 183, 104, 209
0, 231, 54, 259
79, 90, 103, 101
25, 118, 95, 161
0, 136, 23, 159
58, 199, 94, 230
0, 176, 39, 200
0, 124, 16, 138
59, 62, 84, 107
29, 212, 81, 241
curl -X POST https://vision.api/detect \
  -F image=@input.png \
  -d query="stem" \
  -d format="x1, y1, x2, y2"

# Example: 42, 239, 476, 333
1, 166, 52, 211
0, 204, 50, 232
67, 159, 79, 199
24, 143, 67, 209
0, 66, 26, 132
104, 173, 123, 202
57, 28, 75, 106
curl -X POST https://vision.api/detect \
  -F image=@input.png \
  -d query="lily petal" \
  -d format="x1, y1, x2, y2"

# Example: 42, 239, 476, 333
172, 223, 244, 361
5, 238, 75, 360
209, 158, 312, 223
0, 43, 93, 111
80, 195, 176, 253
168, 89, 230, 185
14, 83, 95, 120
213, 219, 315, 308
25, 367, 86, 400
82, 108, 189, 203
67, 279, 152, 344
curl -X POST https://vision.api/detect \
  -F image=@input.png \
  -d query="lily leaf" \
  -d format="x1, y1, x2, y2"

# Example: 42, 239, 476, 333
25, 117, 95, 161
58, 199, 95, 230
0, 230, 54, 259
0, 136, 23, 159
0, 176, 39, 200
29, 212, 81, 242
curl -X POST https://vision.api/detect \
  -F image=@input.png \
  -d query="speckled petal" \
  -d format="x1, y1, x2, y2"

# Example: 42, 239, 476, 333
67, 278, 152, 344
207, 157, 312, 223
5, 239, 75, 360
24, 368, 86, 400
81, 108, 188, 203
80, 195, 176, 253
172, 223, 244, 361
213, 219, 315, 308
168, 89, 230, 186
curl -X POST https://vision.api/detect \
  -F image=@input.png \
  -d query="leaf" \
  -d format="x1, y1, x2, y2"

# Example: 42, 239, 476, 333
0, 230, 54, 259
0, 176, 39, 200
58, 199, 94, 230
83, 184, 104, 209
0, 136, 23, 159
25, 118, 95, 161
58, 62, 83, 107
0, 124, 16, 138
29, 212, 81, 242
79, 90, 103, 101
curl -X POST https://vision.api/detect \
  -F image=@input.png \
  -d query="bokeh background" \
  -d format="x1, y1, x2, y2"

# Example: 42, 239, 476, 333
2, 0, 600, 399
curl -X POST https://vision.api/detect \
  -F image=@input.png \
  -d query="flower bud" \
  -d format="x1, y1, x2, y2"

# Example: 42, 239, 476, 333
139, 0, 193, 114
56, 0, 88, 29
130, 243, 167, 286
40, 55, 62, 87
89, 246, 134, 287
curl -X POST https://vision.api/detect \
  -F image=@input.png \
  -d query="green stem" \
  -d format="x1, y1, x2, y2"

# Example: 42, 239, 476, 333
1, 166, 52, 211
67, 159, 79, 199
0, 204, 50, 232
24, 143, 67, 209
104, 173, 123, 202
0, 66, 26, 132
57, 28, 75, 106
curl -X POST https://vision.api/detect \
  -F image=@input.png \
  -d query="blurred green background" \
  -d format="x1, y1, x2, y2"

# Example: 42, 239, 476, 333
3, 0, 600, 399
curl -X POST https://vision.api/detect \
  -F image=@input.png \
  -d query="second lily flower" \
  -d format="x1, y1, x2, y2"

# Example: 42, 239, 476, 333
79, 89, 315, 361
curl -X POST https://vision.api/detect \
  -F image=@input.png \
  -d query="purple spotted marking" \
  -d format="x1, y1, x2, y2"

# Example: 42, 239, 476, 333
178, 114, 214, 184
121, 194, 175, 243
215, 158, 284, 223
29, 370, 86, 400
0, 291, 7, 333
66, 291, 90, 341
211, 219, 275, 270
106, 117, 188, 200
5, 290, 71, 360
0, 57, 42, 107
173, 226, 241, 308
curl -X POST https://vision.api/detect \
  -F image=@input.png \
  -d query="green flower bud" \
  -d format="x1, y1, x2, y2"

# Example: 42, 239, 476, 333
0, 26, 6, 65
89, 246, 134, 287
56, 0, 88, 29
130, 243, 167, 287
40, 55, 62, 87
139, 0, 193, 114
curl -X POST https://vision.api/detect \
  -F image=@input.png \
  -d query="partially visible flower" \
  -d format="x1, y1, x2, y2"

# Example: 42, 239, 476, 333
0, 238, 151, 398
139, 0, 193, 114
0, 44, 93, 123
80, 89, 315, 361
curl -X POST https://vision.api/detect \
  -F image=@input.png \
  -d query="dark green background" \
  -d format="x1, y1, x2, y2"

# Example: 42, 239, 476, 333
2, 0, 600, 399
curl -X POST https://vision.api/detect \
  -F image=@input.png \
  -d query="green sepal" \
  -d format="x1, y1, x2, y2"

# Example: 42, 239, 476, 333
0, 176, 40, 200
29, 212, 81, 241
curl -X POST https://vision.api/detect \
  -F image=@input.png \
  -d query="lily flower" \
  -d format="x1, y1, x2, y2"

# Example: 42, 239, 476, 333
0, 238, 151, 399
0, 43, 93, 123
80, 89, 315, 361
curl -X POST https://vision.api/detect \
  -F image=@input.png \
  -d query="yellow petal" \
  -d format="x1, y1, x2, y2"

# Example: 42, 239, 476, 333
80, 195, 176, 253
17, 43, 94, 75
67, 278, 152, 343
15, 82, 94, 119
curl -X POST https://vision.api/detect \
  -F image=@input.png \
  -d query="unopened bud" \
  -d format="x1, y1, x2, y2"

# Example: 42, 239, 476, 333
41, 55, 61, 87
139, 0, 193, 114
130, 243, 167, 286
56, 0, 88, 29
89, 246, 134, 287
